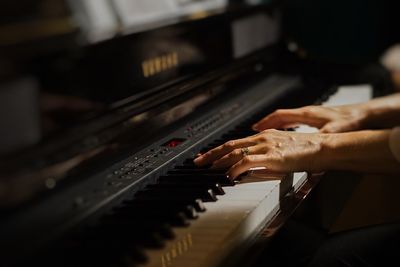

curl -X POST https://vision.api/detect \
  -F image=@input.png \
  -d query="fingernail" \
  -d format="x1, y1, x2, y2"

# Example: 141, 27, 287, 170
226, 173, 236, 181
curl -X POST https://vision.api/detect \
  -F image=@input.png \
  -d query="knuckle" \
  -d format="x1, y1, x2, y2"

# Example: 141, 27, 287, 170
203, 152, 212, 158
257, 135, 268, 142
301, 106, 315, 115
260, 129, 276, 136
242, 156, 252, 164
232, 149, 242, 157
224, 141, 235, 149
263, 143, 273, 151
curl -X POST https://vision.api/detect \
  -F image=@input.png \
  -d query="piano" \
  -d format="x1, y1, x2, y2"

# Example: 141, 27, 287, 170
0, 1, 375, 267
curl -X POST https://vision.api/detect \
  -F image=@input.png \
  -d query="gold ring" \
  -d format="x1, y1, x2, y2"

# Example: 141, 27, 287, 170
241, 147, 250, 156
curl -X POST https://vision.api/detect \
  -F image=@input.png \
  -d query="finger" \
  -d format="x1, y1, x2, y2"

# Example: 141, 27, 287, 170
226, 154, 269, 179
252, 108, 325, 131
194, 138, 256, 166
320, 121, 352, 133
211, 145, 259, 169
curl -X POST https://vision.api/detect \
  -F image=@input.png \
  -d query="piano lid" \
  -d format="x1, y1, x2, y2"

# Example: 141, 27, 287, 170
0, 0, 282, 208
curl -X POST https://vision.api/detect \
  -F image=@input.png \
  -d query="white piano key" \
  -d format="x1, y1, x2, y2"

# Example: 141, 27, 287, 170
324, 85, 372, 106
142, 181, 279, 267
293, 172, 308, 191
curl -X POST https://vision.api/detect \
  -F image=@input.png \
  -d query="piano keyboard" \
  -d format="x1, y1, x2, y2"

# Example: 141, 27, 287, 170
7, 82, 372, 267
73, 123, 283, 267
66, 85, 372, 267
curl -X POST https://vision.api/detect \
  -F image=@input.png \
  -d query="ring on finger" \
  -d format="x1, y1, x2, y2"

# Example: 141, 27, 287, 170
241, 147, 250, 157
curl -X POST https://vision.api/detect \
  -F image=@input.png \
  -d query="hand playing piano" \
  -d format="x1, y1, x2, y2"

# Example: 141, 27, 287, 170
195, 92, 400, 179
252, 92, 400, 133
194, 129, 326, 179
194, 128, 400, 179
251, 104, 370, 133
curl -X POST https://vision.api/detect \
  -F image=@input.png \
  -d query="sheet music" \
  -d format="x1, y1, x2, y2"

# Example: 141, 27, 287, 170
112, 0, 227, 33
68, 0, 118, 42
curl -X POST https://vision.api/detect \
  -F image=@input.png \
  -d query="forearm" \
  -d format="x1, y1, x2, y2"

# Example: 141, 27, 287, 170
360, 93, 400, 129
319, 130, 400, 175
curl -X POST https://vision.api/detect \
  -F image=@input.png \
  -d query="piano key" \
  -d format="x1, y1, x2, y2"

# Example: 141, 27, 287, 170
72, 81, 373, 267
158, 174, 235, 186
168, 169, 225, 175
140, 180, 280, 267
135, 188, 218, 202
115, 202, 199, 220
146, 182, 225, 195
123, 198, 207, 213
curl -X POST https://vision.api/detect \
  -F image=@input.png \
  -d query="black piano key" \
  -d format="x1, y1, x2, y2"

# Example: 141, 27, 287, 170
183, 158, 197, 165
192, 198, 206, 212
83, 225, 165, 258
124, 197, 206, 213
103, 217, 176, 241
89, 230, 166, 253
105, 207, 191, 227
159, 174, 234, 186
174, 165, 200, 169
146, 182, 225, 196
135, 188, 218, 202
116, 201, 199, 220
134, 189, 216, 203
158, 181, 225, 195
168, 169, 226, 175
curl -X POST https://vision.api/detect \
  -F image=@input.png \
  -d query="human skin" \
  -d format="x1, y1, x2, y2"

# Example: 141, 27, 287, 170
252, 93, 400, 133
194, 93, 400, 179
193, 129, 400, 179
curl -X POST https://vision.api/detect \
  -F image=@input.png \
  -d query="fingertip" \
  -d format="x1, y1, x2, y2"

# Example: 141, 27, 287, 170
252, 125, 263, 132
193, 156, 202, 166
226, 173, 235, 181
226, 167, 239, 181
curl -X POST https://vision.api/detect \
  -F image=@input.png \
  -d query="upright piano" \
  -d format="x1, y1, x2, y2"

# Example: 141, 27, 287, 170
0, 1, 371, 267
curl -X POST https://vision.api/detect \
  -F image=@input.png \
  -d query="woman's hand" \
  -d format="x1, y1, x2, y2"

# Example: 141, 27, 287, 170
194, 129, 400, 179
252, 104, 369, 133
252, 93, 400, 133
194, 129, 326, 179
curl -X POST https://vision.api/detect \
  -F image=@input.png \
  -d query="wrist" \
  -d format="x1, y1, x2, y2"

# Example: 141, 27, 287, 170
318, 130, 399, 174
316, 133, 339, 171
358, 93, 400, 128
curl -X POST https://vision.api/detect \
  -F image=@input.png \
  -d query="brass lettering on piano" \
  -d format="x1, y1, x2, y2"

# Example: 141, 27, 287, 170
161, 233, 193, 267
142, 52, 179, 78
